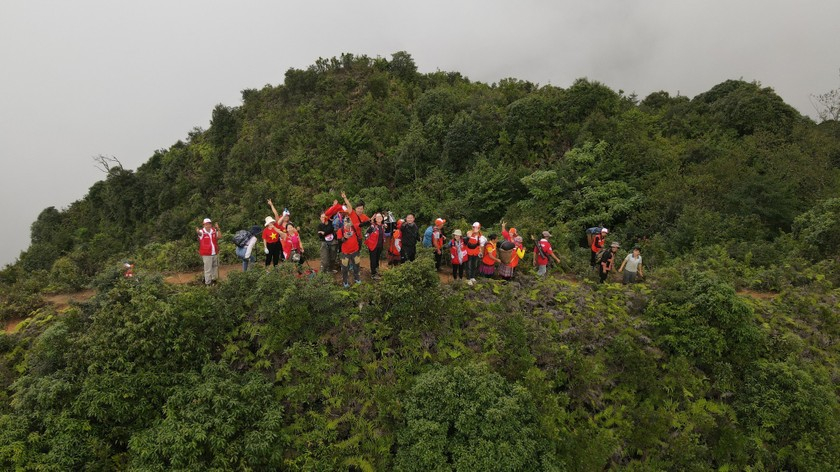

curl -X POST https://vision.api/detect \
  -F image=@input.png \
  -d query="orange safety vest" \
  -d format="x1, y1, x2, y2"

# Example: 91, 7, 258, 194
482, 241, 497, 265
466, 231, 482, 257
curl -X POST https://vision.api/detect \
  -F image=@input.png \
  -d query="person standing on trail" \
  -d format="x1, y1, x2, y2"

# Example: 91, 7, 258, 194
365, 212, 386, 278
480, 233, 500, 278
337, 218, 362, 287
236, 225, 261, 272
318, 211, 336, 274
196, 218, 221, 285
534, 231, 561, 277
617, 246, 643, 284
401, 213, 421, 262
388, 219, 404, 266
286, 224, 304, 265
450, 229, 468, 280
324, 199, 349, 272
598, 241, 620, 283
431, 218, 447, 271
341, 191, 370, 246
465, 222, 482, 283
262, 216, 285, 269
591, 228, 608, 268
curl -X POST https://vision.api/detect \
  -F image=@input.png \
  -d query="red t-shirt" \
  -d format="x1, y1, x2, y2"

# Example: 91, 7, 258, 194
263, 225, 281, 244
337, 228, 360, 254
534, 239, 553, 265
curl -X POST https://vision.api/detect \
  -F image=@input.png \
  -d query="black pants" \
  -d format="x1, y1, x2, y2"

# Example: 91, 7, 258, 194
598, 267, 610, 283
403, 244, 417, 262
434, 251, 443, 270
369, 247, 382, 276
466, 255, 480, 279
265, 242, 282, 267
452, 263, 464, 279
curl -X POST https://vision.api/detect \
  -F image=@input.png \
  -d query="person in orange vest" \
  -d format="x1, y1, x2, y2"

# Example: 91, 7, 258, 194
388, 219, 404, 266
479, 233, 500, 278
449, 229, 468, 280
591, 227, 608, 268
196, 217, 221, 285
464, 222, 482, 283
498, 234, 525, 281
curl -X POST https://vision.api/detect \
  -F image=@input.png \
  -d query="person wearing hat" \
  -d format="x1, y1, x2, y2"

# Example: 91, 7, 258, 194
618, 246, 644, 284
598, 241, 621, 283
431, 218, 447, 271
262, 216, 286, 269
235, 225, 262, 272
591, 227, 609, 268
195, 218, 221, 285
449, 229, 468, 280
465, 222, 483, 282
534, 231, 561, 277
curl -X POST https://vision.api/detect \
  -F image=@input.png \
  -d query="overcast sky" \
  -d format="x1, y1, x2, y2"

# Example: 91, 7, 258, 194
1, 0, 838, 267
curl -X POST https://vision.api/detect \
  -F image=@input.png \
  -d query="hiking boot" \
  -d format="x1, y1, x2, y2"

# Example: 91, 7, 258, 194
343, 283, 350, 288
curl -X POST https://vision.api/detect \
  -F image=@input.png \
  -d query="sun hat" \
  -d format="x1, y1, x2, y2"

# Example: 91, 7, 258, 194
542, 231, 552, 238
452, 229, 463, 237
264, 216, 276, 226
611, 241, 621, 248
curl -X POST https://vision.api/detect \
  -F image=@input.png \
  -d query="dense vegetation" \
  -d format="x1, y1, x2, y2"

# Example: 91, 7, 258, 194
1, 52, 839, 470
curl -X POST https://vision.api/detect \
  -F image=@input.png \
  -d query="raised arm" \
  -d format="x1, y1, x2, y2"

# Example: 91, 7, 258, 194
267, 199, 280, 221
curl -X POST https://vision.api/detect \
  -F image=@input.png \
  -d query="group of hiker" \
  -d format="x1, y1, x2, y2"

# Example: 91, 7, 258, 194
195, 194, 643, 287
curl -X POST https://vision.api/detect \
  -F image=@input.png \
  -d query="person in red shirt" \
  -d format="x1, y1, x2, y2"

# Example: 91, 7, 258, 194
341, 191, 370, 246
195, 217, 221, 285
534, 231, 561, 276
262, 216, 286, 269
591, 228, 608, 268
337, 219, 361, 287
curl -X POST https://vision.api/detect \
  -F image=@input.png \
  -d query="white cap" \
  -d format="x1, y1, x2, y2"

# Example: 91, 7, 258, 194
472, 221, 481, 228
203, 218, 212, 224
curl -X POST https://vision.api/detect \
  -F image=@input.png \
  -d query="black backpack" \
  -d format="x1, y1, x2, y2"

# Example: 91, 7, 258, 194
233, 229, 252, 248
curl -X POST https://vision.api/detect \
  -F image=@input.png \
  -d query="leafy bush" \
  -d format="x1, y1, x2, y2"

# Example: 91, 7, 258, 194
395, 362, 563, 471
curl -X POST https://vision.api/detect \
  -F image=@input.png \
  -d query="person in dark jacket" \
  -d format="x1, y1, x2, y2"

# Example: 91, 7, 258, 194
400, 213, 422, 262
317, 211, 336, 274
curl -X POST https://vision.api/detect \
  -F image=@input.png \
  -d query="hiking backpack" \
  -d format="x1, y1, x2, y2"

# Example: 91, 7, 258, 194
586, 226, 603, 247
233, 229, 252, 248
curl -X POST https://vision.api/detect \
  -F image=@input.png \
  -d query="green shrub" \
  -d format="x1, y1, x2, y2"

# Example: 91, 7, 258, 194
395, 362, 563, 471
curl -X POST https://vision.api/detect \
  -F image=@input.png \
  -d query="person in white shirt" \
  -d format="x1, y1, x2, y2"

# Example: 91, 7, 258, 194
618, 246, 644, 284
